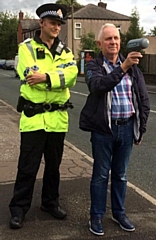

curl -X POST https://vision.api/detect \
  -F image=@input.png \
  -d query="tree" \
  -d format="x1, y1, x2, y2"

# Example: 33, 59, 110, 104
55, 0, 83, 8
55, 0, 83, 54
24, 12, 35, 19
0, 11, 18, 59
149, 26, 156, 36
120, 7, 145, 56
79, 31, 100, 57
126, 7, 145, 39
77, 31, 100, 72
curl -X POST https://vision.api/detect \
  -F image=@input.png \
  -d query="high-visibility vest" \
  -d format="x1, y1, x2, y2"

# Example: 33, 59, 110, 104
17, 38, 78, 132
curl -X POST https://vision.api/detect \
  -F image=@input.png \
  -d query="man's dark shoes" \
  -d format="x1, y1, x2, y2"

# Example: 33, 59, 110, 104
9, 216, 24, 229
40, 205, 67, 219
112, 214, 135, 231
89, 217, 104, 236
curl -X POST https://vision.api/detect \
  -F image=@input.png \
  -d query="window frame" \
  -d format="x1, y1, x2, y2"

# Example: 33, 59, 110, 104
74, 22, 81, 39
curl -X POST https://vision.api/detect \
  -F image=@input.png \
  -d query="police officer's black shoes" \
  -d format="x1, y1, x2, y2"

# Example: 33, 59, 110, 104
9, 215, 24, 229
40, 205, 67, 219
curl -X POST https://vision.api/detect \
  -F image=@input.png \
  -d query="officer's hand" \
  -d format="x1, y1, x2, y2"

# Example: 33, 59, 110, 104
26, 70, 47, 86
121, 51, 143, 73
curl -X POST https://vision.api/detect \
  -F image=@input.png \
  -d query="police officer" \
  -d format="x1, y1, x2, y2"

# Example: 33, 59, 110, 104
9, 3, 78, 229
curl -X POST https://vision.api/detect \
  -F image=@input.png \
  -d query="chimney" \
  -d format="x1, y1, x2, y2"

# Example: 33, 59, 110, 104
98, 2, 107, 9
18, 11, 24, 44
19, 10, 24, 20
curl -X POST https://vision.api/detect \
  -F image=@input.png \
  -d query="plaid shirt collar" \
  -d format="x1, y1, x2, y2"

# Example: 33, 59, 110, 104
103, 56, 121, 70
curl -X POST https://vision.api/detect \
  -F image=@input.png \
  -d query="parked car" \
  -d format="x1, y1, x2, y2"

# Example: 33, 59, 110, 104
14, 54, 19, 77
0, 59, 6, 69
3, 60, 15, 70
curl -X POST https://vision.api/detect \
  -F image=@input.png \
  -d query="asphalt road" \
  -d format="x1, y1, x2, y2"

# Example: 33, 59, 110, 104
0, 69, 156, 201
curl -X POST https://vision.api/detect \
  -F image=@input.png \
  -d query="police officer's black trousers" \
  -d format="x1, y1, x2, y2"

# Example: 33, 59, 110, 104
9, 130, 65, 217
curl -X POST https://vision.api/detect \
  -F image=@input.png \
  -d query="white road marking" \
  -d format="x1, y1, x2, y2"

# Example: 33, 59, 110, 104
64, 141, 156, 207
2, 74, 12, 77
0, 93, 156, 206
127, 182, 156, 206
70, 90, 88, 96
1, 140, 156, 207
70, 90, 156, 113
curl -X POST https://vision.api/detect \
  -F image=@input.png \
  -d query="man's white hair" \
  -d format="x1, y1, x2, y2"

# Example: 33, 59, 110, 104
97, 23, 120, 41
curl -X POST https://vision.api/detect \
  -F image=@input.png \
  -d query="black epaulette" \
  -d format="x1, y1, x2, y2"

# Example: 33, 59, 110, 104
64, 46, 71, 53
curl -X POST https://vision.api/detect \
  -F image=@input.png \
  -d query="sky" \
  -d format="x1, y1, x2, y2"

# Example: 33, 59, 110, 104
0, 0, 156, 35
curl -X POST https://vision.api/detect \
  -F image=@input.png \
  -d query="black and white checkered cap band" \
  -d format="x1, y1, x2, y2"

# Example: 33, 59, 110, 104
40, 10, 63, 19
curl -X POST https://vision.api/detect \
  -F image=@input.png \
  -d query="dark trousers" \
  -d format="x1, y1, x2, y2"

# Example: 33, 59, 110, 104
90, 118, 134, 218
9, 130, 65, 217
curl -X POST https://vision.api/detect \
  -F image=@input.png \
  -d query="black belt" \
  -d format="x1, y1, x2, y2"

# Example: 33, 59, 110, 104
111, 116, 133, 125
17, 96, 73, 117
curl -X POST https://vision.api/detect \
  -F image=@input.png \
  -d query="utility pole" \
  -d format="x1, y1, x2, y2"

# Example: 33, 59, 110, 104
71, 0, 74, 55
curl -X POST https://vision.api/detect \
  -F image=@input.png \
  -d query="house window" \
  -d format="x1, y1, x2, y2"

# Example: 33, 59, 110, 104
75, 23, 81, 39
116, 25, 121, 32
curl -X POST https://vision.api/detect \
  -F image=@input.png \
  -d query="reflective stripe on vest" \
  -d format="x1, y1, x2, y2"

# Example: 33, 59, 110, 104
56, 70, 65, 88
26, 42, 36, 62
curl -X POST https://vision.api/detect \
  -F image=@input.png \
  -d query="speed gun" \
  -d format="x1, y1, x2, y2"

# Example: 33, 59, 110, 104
126, 38, 149, 52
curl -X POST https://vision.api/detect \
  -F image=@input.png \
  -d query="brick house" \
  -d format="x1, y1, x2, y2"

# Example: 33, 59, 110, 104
17, 2, 132, 59
17, 11, 39, 44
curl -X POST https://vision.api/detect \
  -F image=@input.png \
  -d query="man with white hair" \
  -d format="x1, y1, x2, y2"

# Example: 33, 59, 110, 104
79, 23, 150, 236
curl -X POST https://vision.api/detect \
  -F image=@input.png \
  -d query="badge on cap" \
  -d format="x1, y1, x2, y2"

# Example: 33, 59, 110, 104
57, 9, 63, 19
36, 3, 67, 24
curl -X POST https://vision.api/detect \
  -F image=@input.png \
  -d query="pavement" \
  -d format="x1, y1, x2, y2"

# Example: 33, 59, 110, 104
0, 91, 156, 240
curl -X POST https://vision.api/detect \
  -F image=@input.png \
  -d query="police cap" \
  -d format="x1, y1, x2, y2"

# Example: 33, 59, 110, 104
36, 3, 67, 24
